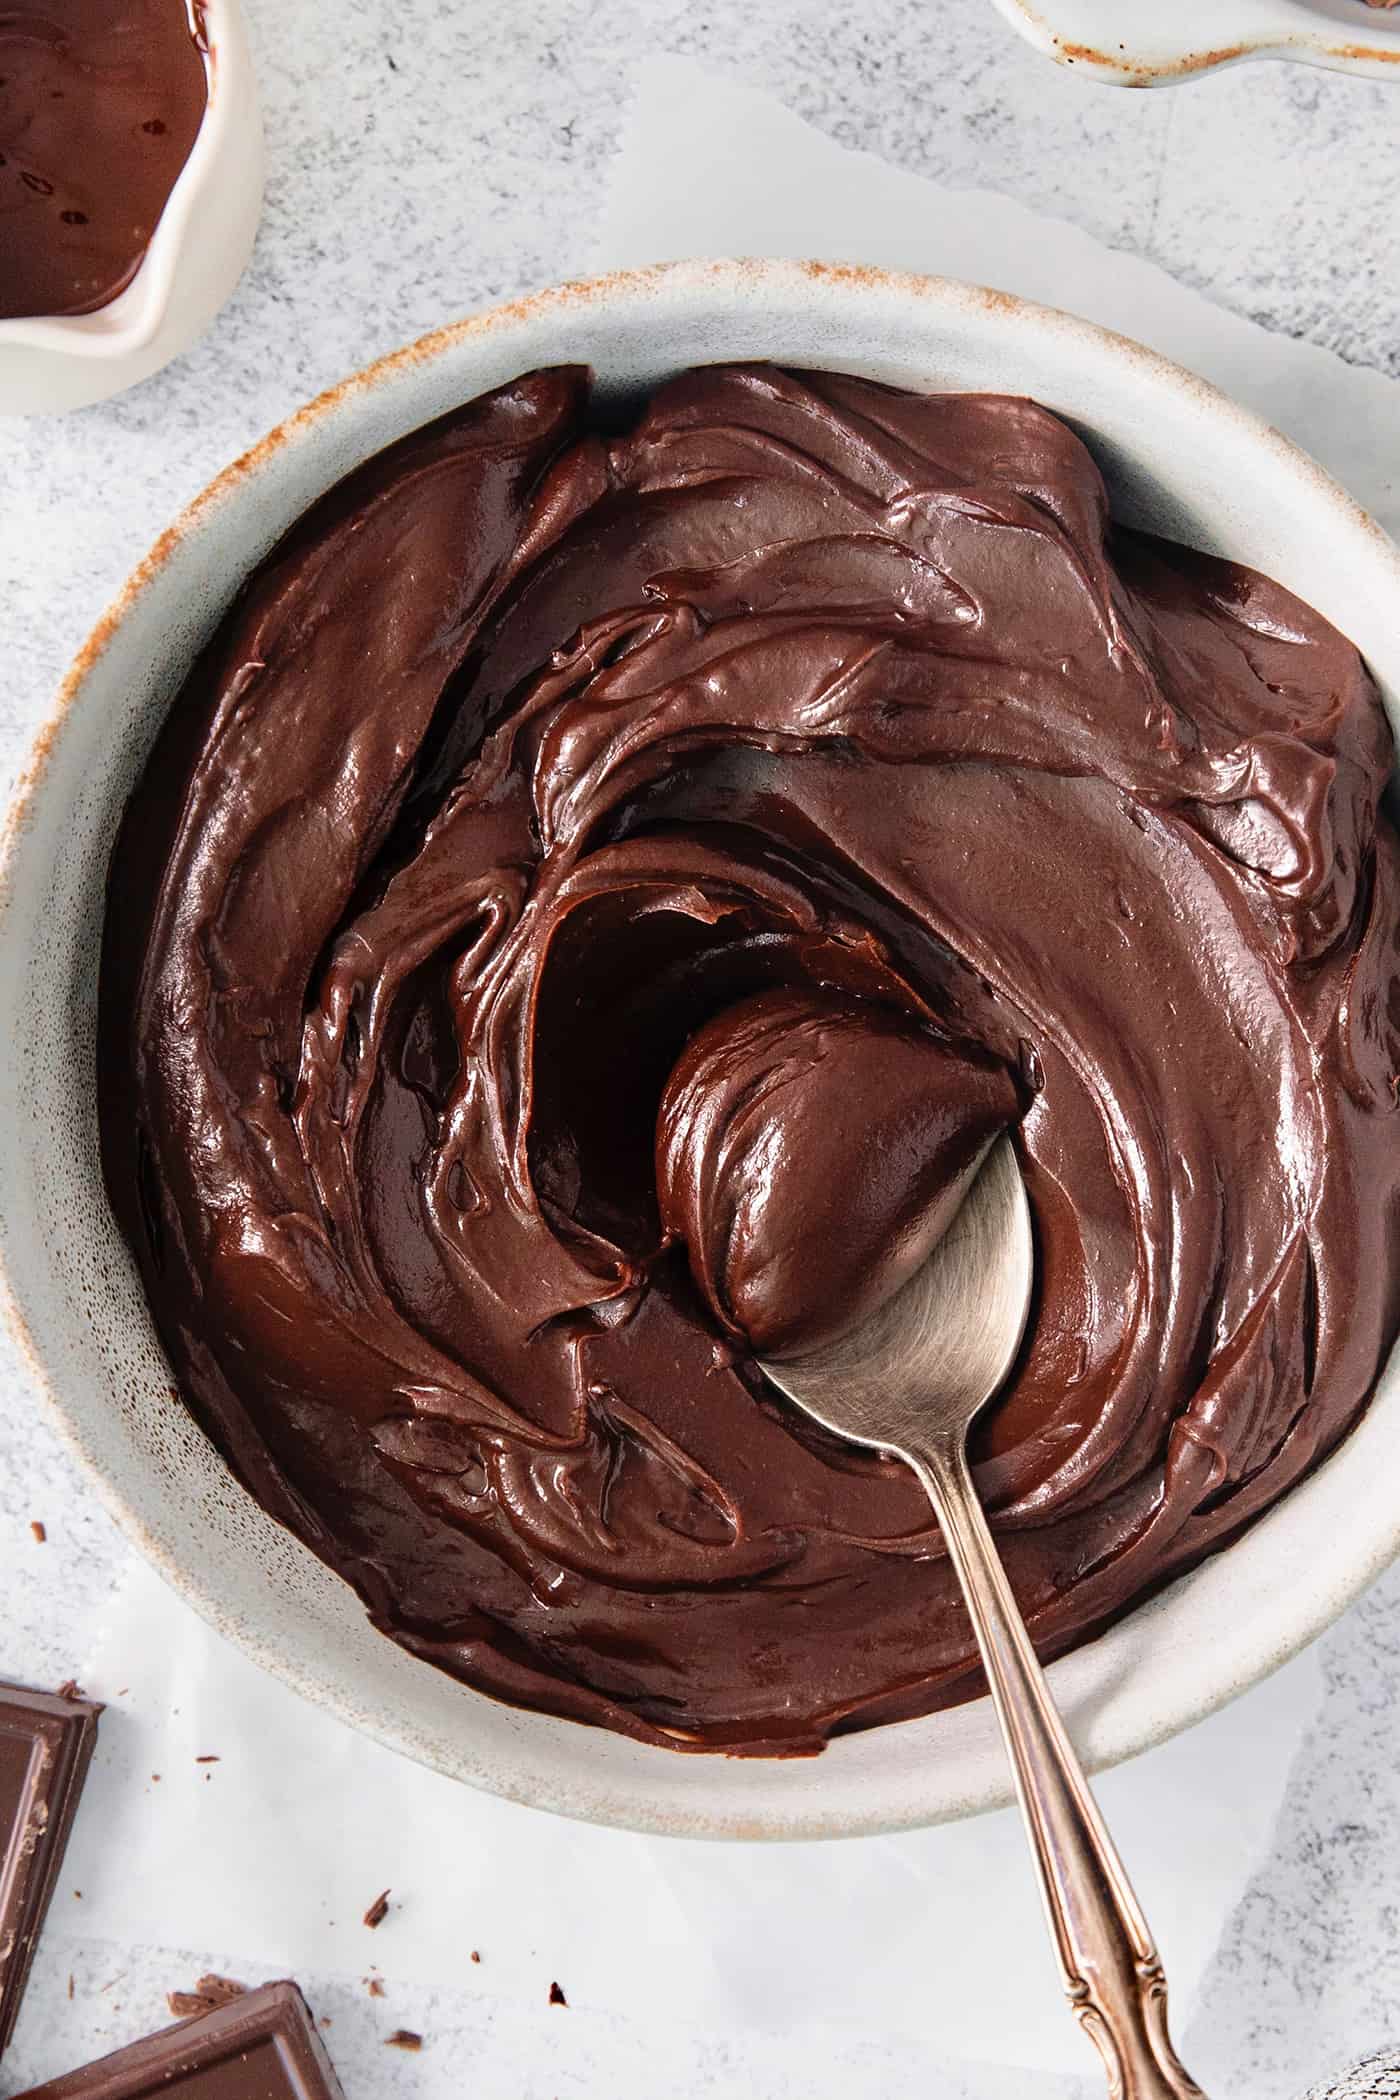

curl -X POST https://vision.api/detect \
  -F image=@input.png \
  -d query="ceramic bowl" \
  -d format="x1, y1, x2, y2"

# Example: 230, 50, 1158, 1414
3, 258, 1399, 1839
990, 0, 1400, 84
0, 0, 263, 416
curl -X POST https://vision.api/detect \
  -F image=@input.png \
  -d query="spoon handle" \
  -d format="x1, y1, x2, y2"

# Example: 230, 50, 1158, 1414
908, 1432, 1205, 2100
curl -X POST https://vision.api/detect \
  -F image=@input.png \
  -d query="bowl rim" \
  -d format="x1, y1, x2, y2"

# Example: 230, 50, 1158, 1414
0, 0, 251, 358
988, 0, 1400, 84
5, 255, 1400, 1839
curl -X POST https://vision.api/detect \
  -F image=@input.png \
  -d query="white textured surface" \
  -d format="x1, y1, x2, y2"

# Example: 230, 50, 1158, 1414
1, 2, 1400, 2095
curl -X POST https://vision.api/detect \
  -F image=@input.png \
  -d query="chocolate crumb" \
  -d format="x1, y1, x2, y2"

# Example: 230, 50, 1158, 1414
195, 1754, 220, 1764
549, 1982, 567, 2007
67, 1974, 74, 2001
385, 2029, 422, 2051
199, 1974, 246, 2000
363, 1888, 390, 1929
30, 1521, 46, 1543
470, 1950, 481, 1964
151, 1773, 161, 1783
56, 1680, 82, 1701
367, 1977, 385, 1999
320, 2017, 332, 2029
168, 1973, 247, 2019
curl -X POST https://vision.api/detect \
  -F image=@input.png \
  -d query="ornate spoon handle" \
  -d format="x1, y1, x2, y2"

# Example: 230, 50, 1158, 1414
908, 1429, 1205, 2100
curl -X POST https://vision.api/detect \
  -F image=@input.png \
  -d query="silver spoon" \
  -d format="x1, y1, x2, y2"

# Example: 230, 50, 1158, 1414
761, 1134, 1205, 2100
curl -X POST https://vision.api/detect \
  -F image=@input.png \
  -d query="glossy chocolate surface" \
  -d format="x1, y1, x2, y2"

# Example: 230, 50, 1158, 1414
0, 3, 208, 322
99, 366, 1400, 1752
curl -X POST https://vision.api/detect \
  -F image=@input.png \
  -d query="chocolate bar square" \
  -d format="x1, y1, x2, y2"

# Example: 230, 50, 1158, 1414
14, 1980, 345, 2099
0, 1683, 101, 2056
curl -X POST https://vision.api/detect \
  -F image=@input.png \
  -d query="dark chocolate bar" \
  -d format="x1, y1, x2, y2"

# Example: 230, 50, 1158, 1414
15, 1980, 345, 2098
0, 1682, 101, 2055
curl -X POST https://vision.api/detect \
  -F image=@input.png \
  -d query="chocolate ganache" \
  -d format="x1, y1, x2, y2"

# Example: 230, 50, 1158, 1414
0, 2, 208, 323
99, 365, 1400, 1753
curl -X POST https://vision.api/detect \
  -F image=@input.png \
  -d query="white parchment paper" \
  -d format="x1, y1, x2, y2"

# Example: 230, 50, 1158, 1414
58, 1558, 1322, 2075
50, 57, 1400, 2078
595, 58, 1399, 540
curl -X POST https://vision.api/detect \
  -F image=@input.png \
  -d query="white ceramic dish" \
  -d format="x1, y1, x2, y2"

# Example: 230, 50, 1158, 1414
990, 0, 1400, 84
3, 258, 1399, 1840
0, 0, 263, 416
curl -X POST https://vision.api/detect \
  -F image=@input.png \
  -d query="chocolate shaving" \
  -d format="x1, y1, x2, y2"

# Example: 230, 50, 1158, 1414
29, 1522, 46, 1544
549, 1982, 567, 2007
362, 1889, 390, 1929
385, 2029, 422, 2051
167, 1973, 247, 2019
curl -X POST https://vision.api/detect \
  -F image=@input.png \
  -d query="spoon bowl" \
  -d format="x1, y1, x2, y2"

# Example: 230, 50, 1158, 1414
760, 1132, 1033, 1457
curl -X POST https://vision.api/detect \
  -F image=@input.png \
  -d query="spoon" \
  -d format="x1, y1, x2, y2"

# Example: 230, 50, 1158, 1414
761, 1134, 1205, 2100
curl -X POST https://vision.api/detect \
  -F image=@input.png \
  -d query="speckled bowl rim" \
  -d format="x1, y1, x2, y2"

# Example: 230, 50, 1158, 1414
990, 0, 1400, 84
4, 257, 1400, 1840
